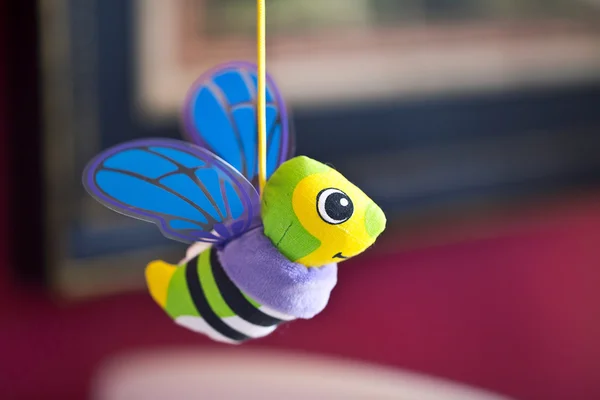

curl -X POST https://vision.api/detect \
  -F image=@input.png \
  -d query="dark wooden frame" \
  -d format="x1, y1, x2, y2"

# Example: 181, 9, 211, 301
3, 0, 46, 285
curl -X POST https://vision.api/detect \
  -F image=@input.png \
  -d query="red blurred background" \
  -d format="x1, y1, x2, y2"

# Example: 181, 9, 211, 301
2, 170, 600, 400
1, 1, 600, 399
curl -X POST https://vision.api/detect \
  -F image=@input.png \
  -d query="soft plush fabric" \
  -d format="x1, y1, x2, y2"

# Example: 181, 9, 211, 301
261, 156, 386, 267
218, 227, 338, 319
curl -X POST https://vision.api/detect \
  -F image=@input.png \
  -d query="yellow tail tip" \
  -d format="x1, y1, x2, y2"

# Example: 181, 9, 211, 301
145, 260, 177, 308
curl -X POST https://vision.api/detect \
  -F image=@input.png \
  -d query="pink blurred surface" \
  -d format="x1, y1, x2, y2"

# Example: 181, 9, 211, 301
0, 194, 599, 399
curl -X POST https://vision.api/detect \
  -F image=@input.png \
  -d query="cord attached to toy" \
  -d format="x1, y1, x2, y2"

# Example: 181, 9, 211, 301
257, 0, 267, 195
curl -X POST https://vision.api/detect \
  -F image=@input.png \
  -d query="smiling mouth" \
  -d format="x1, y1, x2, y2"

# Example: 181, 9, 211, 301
332, 252, 347, 260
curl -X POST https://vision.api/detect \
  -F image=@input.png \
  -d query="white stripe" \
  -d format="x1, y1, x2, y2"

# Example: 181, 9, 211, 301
175, 316, 240, 345
222, 316, 277, 339
259, 305, 296, 321
180, 242, 212, 264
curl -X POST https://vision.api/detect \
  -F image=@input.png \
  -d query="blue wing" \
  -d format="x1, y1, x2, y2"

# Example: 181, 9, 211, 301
83, 138, 261, 244
182, 61, 294, 187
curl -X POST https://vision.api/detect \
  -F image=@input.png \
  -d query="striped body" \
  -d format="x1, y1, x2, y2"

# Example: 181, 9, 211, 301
157, 247, 295, 344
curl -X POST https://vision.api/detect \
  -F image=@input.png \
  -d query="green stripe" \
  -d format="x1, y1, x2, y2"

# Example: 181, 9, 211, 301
197, 250, 237, 318
165, 261, 199, 318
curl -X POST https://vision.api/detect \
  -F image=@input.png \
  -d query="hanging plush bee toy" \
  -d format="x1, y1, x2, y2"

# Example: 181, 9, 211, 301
83, 3, 385, 344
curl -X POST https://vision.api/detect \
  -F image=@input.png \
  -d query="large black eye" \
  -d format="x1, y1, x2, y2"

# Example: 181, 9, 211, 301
317, 188, 354, 225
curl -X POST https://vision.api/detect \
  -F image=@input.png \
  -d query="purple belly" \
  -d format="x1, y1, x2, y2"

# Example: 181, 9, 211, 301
218, 227, 338, 319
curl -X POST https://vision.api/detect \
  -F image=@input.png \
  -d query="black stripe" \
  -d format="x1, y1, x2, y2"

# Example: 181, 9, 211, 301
210, 248, 284, 327
185, 256, 249, 342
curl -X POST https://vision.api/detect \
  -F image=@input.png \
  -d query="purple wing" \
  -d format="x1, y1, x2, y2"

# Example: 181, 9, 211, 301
83, 138, 261, 245
182, 61, 294, 188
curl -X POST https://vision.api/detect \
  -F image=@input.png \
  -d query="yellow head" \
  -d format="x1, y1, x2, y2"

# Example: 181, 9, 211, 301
261, 156, 386, 267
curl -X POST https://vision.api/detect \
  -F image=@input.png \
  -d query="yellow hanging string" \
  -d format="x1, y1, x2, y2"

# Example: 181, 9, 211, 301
256, 0, 267, 195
